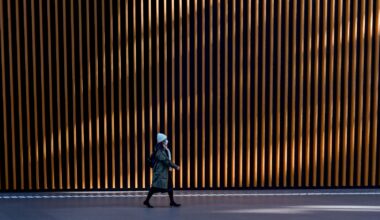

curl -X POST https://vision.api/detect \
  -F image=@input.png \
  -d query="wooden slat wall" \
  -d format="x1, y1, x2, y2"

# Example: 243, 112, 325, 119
0, 0, 379, 191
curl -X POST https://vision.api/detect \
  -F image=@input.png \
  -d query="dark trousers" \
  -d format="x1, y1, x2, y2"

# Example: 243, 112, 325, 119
145, 173, 174, 202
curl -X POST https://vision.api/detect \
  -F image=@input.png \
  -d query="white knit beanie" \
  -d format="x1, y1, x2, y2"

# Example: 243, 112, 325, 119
156, 133, 167, 144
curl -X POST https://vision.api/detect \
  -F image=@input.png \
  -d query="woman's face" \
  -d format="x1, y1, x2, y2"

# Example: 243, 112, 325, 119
163, 140, 169, 147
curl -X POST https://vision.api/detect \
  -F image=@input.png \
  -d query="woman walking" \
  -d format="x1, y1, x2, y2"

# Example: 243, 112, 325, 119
143, 133, 181, 208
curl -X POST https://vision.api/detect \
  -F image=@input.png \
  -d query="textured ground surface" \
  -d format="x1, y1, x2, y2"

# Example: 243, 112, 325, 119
1, 189, 380, 220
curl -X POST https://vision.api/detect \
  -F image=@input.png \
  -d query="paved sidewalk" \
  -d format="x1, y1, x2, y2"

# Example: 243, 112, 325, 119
1, 189, 380, 220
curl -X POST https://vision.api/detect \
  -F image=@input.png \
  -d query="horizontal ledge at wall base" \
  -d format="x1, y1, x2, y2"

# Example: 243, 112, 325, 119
1, 189, 380, 200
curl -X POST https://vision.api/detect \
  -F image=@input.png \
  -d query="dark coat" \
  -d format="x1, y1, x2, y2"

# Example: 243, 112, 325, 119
152, 146, 178, 189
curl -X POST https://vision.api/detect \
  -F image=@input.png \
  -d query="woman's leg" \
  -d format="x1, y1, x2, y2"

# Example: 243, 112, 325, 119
144, 187, 158, 208
168, 173, 180, 206
167, 173, 174, 202
145, 188, 156, 202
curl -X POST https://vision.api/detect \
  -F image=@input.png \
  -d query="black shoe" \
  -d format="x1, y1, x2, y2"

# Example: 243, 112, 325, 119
170, 201, 181, 207
143, 200, 154, 208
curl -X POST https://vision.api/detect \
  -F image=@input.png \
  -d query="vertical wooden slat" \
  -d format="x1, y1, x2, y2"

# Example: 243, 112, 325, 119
216, 0, 221, 188
356, 0, 366, 187
194, 0, 199, 188
147, 0, 153, 186
32, 0, 41, 190
246, 0, 252, 188
0, 0, 2, 191
349, 0, 358, 187
253, 0, 258, 187
164, 0, 168, 135
312, 0, 320, 187
132, 0, 137, 188
305, 0, 312, 187
95, 0, 101, 189
297, 0, 304, 188
309, 1, 320, 187
7, 0, 17, 191
109, 0, 116, 189
70, 0, 78, 189
179, 0, 183, 188
283, 0, 289, 187
275, 0, 282, 188
268, 0, 274, 188
38, 0, 47, 190
260, 0, 266, 188
117, 0, 123, 189
327, 0, 335, 187
231, 0, 236, 188
290, 0, 297, 187
201, 0, 206, 188
125, 0, 131, 189
140, 0, 146, 188
363, 0, 373, 186
0, 11, 1, 188
47, 0, 55, 189
79, 0, 86, 189
209, 0, 214, 189
372, 0, 380, 186
0, 0, 10, 190
15, 0, 25, 190
320, 0, 327, 187
101, 0, 108, 189
155, 0, 160, 136
223, 0, 228, 188
62, 0, 70, 190
170, 0, 175, 188
186, 0, 190, 188
86, 0, 93, 189
341, 0, 350, 187
238, 0, 244, 187
24, 0, 33, 190
334, 0, 343, 187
